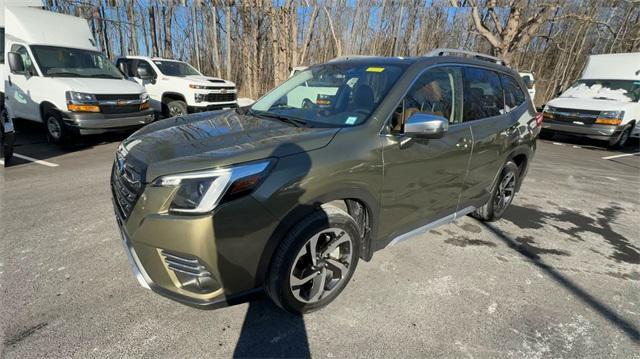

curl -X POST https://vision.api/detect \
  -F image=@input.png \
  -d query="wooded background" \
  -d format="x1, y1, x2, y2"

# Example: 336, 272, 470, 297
45, 0, 640, 106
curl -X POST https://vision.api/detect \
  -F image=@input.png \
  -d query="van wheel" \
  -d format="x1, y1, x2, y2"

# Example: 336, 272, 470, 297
472, 161, 519, 222
165, 100, 188, 118
45, 111, 73, 144
266, 205, 360, 314
610, 125, 632, 149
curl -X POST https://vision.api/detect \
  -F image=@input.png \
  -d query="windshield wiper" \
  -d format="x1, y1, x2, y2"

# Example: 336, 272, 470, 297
91, 74, 123, 79
250, 110, 308, 127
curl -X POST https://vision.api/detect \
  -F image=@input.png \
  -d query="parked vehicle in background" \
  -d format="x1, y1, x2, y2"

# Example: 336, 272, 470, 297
519, 71, 536, 102
111, 49, 538, 314
3, 6, 152, 145
542, 53, 640, 147
0, 0, 43, 163
116, 56, 237, 118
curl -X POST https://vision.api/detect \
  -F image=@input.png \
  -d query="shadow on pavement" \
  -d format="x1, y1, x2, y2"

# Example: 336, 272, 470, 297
233, 299, 309, 358
479, 221, 639, 342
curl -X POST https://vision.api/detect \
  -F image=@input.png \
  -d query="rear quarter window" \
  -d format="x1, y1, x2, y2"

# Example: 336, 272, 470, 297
462, 67, 505, 121
501, 75, 527, 111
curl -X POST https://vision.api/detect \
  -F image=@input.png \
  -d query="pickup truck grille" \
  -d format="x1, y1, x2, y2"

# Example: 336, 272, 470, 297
203, 92, 237, 103
111, 157, 144, 221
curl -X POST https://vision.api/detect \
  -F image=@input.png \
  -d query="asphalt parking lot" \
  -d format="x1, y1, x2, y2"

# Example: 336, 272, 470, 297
1, 124, 639, 358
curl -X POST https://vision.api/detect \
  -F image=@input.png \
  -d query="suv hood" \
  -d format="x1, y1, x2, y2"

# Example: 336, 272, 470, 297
49, 77, 145, 94
121, 109, 340, 182
546, 96, 635, 113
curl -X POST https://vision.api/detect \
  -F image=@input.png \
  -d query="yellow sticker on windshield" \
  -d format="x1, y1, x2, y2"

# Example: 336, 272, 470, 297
366, 67, 385, 73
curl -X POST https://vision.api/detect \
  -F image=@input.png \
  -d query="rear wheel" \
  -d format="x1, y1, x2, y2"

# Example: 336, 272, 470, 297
267, 205, 360, 314
472, 161, 519, 222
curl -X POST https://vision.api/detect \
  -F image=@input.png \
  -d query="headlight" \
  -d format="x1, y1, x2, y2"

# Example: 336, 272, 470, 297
189, 84, 210, 90
66, 91, 97, 104
139, 92, 149, 102
596, 110, 624, 125
151, 160, 274, 214
66, 91, 99, 112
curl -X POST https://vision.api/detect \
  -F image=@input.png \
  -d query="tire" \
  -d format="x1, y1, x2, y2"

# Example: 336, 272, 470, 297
266, 204, 361, 314
610, 125, 632, 149
471, 161, 519, 222
44, 110, 74, 144
164, 100, 188, 118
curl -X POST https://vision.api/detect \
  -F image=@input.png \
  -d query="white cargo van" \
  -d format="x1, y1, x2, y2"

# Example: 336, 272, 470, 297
518, 71, 536, 102
4, 6, 153, 144
0, 0, 41, 163
115, 56, 237, 117
542, 53, 640, 147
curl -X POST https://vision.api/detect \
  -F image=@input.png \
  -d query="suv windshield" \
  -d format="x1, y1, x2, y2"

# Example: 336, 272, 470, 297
30, 45, 123, 79
251, 63, 406, 127
153, 60, 201, 77
561, 79, 640, 102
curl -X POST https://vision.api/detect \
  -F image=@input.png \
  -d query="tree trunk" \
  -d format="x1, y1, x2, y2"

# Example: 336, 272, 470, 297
163, 1, 174, 58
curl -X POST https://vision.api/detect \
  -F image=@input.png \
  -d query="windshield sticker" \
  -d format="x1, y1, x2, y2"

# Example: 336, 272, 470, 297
345, 116, 358, 125
366, 67, 385, 73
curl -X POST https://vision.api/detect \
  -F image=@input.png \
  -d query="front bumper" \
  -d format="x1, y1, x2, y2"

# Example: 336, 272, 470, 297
541, 119, 623, 141
64, 109, 155, 135
188, 102, 238, 113
112, 187, 277, 309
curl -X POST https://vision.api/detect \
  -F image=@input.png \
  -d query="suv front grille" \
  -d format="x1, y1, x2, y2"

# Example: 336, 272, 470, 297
203, 92, 237, 103
111, 159, 144, 221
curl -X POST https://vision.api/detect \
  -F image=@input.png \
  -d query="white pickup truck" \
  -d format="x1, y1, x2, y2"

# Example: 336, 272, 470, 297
542, 53, 640, 148
116, 56, 237, 117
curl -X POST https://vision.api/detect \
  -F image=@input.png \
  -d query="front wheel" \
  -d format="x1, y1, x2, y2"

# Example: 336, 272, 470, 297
267, 205, 360, 314
610, 125, 632, 149
472, 161, 519, 222
45, 110, 76, 144
164, 100, 188, 118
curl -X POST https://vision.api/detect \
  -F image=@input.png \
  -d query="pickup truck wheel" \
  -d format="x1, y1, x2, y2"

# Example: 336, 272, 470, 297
610, 125, 632, 149
266, 205, 360, 314
45, 111, 74, 144
165, 100, 188, 118
472, 161, 519, 222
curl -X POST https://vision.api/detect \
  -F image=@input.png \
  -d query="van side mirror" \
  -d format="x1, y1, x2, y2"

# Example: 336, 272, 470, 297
404, 113, 448, 139
8, 52, 25, 73
117, 61, 129, 77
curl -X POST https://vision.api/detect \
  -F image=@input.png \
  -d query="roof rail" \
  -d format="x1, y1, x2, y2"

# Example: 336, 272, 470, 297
328, 55, 382, 62
425, 48, 506, 66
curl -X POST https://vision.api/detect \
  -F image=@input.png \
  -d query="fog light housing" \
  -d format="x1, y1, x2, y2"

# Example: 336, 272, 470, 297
160, 250, 220, 294
194, 93, 206, 103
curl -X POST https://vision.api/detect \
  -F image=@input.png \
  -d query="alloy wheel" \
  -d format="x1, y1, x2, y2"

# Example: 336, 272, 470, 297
289, 228, 353, 304
494, 171, 516, 213
169, 105, 185, 117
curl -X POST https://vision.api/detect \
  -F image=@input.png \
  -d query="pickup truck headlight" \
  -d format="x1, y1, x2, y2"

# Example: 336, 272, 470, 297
151, 160, 274, 214
595, 110, 624, 125
66, 91, 100, 112
189, 84, 211, 90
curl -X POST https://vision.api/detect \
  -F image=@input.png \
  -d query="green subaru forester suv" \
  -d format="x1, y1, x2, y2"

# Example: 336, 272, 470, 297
111, 49, 539, 313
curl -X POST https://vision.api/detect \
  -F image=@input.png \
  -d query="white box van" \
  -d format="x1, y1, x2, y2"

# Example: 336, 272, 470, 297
4, 6, 153, 144
115, 56, 237, 117
542, 53, 640, 147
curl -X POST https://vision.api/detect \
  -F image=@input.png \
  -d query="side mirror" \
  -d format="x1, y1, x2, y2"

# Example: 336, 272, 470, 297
8, 52, 25, 73
136, 66, 153, 80
404, 113, 448, 139
117, 61, 129, 77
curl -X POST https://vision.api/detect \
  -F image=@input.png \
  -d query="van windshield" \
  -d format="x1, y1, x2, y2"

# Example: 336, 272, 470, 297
153, 60, 201, 77
30, 45, 123, 79
561, 79, 640, 102
250, 63, 406, 127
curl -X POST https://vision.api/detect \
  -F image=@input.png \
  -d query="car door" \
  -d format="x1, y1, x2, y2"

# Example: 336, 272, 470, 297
6, 44, 39, 121
457, 66, 516, 209
379, 66, 473, 245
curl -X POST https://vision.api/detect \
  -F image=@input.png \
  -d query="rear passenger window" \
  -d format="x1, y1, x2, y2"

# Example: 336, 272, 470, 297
502, 75, 526, 111
462, 67, 505, 121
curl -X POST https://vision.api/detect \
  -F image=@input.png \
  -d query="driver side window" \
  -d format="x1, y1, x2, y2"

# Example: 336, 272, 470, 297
11, 44, 37, 75
391, 66, 461, 133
